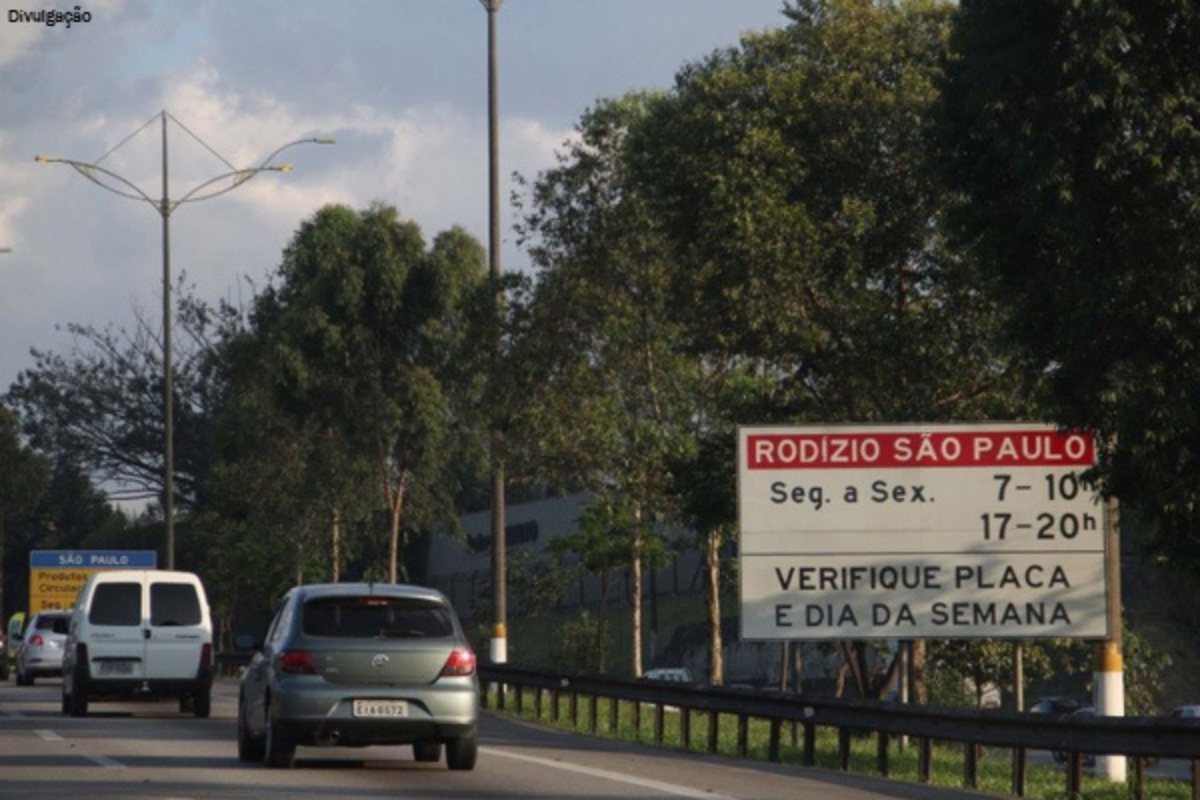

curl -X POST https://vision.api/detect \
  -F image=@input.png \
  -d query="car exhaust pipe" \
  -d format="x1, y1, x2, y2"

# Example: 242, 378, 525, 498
314, 729, 341, 747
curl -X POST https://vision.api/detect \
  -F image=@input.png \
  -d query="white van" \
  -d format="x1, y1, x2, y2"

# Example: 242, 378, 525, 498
61, 569, 214, 718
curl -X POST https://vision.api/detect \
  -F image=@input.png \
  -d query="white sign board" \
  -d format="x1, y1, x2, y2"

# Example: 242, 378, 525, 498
738, 423, 1108, 640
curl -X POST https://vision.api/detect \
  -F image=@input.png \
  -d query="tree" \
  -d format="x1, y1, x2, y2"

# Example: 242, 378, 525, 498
4, 282, 218, 511
621, 0, 1043, 695
198, 297, 363, 611
0, 405, 49, 620
938, 0, 1200, 561
547, 497, 640, 672
251, 204, 489, 585
632, 0, 1032, 423
512, 95, 703, 677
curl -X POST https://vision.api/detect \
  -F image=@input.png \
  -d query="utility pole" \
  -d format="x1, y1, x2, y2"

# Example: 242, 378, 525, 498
481, 0, 507, 665
1094, 494, 1125, 782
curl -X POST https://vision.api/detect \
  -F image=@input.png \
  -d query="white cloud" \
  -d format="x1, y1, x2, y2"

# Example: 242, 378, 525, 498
0, 0, 786, 393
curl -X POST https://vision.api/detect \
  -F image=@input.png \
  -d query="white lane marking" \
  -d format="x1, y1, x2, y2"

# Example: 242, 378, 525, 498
485, 748, 737, 799
87, 755, 125, 768
36, 730, 63, 741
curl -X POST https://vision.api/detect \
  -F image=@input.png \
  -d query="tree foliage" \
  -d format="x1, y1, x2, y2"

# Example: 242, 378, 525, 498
4, 287, 217, 508
632, 0, 1036, 425
513, 94, 705, 675
0, 405, 49, 618
232, 203, 490, 585
938, 0, 1200, 561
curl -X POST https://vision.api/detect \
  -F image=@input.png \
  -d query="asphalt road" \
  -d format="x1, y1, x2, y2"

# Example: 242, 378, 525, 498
0, 676, 1001, 800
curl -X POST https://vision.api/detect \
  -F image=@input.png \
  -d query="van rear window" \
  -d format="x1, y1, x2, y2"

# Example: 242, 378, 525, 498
302, 597, 454, 639
89, 583, 142, 626
150, 583, 202, 626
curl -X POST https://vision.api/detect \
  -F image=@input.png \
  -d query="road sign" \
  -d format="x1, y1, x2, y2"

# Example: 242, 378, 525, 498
28, 550, 158, 613
738, 423, 1107, 640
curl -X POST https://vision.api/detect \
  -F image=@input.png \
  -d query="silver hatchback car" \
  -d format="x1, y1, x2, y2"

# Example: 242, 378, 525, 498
237, 583, 479, 770
16, 610, 71, 686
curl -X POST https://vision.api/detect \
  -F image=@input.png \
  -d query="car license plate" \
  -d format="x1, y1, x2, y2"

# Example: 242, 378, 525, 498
353, 699, 408, 718
98, 661, 134, 676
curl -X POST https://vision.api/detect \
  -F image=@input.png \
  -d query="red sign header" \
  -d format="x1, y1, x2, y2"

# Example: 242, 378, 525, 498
746, 430, 1096, 470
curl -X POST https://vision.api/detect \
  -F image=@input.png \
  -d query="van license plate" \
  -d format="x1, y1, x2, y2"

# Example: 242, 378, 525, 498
353, 700, 408, 718
98, 661, 133, 675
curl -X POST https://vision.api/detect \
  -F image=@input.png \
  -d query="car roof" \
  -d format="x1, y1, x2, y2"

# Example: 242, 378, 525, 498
288, 583, 449, 603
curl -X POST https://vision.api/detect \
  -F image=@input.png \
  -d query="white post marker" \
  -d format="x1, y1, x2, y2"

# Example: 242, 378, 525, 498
490, 624, 508, 664
1094, 640, 1126, 781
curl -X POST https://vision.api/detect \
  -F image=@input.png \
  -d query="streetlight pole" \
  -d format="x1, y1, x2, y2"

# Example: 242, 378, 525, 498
480, 0, 507, 665
37, 111, 334, 568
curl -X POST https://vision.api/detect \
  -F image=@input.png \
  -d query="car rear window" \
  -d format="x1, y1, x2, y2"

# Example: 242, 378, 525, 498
150, 583, 202, 626
36, 615, 70, 634
89, 583, 142, 626
302, 596, 454, 639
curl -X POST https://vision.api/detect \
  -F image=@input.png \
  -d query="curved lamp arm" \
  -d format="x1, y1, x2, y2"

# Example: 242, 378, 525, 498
35, 155, 158, 209
36, 135, 335, 217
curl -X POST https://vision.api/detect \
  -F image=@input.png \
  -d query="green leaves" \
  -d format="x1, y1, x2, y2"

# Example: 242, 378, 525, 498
939, 0, 1200, 558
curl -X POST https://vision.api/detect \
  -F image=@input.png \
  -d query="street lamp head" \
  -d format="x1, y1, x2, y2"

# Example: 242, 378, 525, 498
277, 163, 294, 174
313, 137, 337, 145
35, 154, 53, 164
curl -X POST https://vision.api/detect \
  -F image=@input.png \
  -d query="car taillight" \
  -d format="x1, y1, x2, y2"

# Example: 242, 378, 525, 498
200, 643, 212, 671
76, 642, 89, 664
30, 634, 44, 647
440, 648, 476, 677
278, 650, 318, 675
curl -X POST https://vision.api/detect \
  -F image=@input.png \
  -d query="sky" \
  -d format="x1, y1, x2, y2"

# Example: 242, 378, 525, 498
0, 0, 791, 395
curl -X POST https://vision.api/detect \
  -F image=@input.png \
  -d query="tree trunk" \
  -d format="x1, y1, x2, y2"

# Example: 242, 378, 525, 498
631, 504, 644, 677
835, 660, 850, 698
594, 572, 611, 672
380, 454, 407, 585
911, 640, 927, 704
705, 529, 723, 686
331, 507, 341, 583
791, 640, 803, 694
388, 483, 404, 583
840, 641, 869, 698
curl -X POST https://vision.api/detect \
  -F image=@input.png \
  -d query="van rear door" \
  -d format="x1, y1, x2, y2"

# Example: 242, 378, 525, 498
143, 578, 207, 680
85, 580, 147, 680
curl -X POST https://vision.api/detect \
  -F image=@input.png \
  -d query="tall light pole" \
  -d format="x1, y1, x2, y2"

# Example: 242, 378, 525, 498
481, 0, 507, 665
37, 111, 334, 568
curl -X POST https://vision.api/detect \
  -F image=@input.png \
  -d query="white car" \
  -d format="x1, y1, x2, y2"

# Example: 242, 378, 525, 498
1169, 705, 1200, 719
15, 610, 71, 685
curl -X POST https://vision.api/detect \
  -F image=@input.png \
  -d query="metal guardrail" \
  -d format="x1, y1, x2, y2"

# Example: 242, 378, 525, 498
479, 663, 1200, 800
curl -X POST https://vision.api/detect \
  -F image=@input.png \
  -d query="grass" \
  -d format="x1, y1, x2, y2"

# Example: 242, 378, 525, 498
485, 689, 1193, 800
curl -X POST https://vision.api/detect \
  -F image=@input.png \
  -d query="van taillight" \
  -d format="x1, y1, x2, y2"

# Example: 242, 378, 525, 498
200, 643, 213, 670
29, 634, 44, 647
278, 650, 318, 674
76, 643, 89, 664
440, 648, 476, 677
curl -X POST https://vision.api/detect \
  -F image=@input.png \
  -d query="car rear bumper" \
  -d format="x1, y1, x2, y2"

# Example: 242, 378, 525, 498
81, 675, 213, 699
269, 676, 479, 746
22, 660, 65, 677
278, 716, 477, 747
